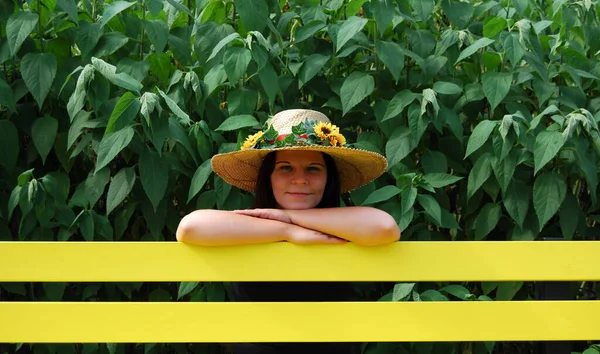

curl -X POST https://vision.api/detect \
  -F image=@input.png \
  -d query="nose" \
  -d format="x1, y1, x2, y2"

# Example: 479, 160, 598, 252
291, 169, 308, 184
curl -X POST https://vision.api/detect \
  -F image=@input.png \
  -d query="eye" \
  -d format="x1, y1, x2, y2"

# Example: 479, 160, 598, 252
278, 165, 292, 171
307, 166, 322, 172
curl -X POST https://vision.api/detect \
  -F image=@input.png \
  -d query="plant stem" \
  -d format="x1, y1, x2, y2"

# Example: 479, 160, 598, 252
140, 2, 146, 59
37, 0, 44, 52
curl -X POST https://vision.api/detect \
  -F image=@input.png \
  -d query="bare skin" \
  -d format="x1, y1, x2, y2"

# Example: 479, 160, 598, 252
176, 150, 400, 246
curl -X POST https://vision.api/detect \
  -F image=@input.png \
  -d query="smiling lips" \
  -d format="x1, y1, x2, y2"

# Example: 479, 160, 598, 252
287, 192, 311, 197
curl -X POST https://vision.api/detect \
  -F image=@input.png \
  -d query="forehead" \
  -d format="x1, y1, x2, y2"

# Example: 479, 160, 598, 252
275, 150, 325, 164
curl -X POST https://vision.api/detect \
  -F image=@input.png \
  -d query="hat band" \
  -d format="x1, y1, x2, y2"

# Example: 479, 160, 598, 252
276, 133, 308, 141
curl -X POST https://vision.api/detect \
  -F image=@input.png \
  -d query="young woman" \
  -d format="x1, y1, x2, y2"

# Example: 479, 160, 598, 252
176, 109, 401, 353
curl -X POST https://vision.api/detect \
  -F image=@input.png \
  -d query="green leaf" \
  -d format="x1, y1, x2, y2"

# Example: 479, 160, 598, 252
178, 282, 199, 299
215, 114, 259, 131
139, 148, 169, 211
165, 0, 193, 17
370, 0, 394, 35
382, 90, 419, 122
77, 22, 104, 57
412, 0, 434, 21
503, 32, 525, 66
559, 193, 579, 240
392, 283, 415, 301
207, 33, 241, 62
234, 0, 268, 31
420, 289, 448, 301
421, 150, 447, 173
43, 282, 66, 301
21, 52, 57, 109
361, 185, 401, 205
298, 54, 329, 88
7, 11, 38, 56
258, 63, 279, 109
100, 1, 136, 28
474, 203, 501, 240
157, 88, 190, 125
0, 78, 15, 112
422, 173, 463, 188
224, 46, 252, 85
79, 211, 95, 241
483, 17, 508, 38
294, 20, 326, 44
432, 81, 462, 95
79, 168, 111, 209
228, 88, 257, 116
386, 126, 415, 167
496, 282, 523, 300
464, 120, 498, 158
336, 16, 368, 53
533, 172, 566, 231
188, 159, 213, 203
467, 154, 492, 199
340, 71, 374, 115
375, 40, 405, 83
533, 131, 565, 175
502, 179, 530, 229
400, 187, 417, 215
144, 20, 169, 53
95, 127, 135, 174
106, 92, 141, 135
0, 282, 27, 296
0, 120, 19, 170
93, 32, 129, 58
482, 71, 512, 112
441, 0, 473, 29
31, 115, 58, 165
56, 0, 78, 23
455, 37, 495, 65
492, 150, 518, 192
440, 285, 471, 300
106, 167, 136, 215
417, 194, 442, 226
91, 57, 143, 94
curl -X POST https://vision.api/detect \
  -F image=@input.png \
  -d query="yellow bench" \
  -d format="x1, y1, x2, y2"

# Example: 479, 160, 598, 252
1, 241, 599, 344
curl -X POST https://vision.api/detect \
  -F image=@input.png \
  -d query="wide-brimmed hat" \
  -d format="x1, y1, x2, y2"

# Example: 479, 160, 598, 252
210, 109, 387, 193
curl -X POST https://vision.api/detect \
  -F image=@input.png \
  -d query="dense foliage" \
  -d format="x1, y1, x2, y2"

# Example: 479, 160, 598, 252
0, 0, 599, 352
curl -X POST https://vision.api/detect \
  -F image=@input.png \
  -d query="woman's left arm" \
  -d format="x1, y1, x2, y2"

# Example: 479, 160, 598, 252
286, 206, 400, 246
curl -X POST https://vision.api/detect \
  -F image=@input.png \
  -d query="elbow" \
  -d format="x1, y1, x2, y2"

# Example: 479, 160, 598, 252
176, 212, 211, 245
176, 214, 193, 243
367, 216, 401, 246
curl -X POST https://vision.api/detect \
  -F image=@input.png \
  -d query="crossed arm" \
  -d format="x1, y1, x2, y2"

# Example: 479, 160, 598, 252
176, 207, 400, 247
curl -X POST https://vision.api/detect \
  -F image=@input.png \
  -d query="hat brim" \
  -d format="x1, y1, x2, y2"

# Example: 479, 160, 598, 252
211, 146, 388, 194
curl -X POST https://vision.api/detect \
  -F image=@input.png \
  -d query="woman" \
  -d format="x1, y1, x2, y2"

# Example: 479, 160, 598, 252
176, 109, 400, 353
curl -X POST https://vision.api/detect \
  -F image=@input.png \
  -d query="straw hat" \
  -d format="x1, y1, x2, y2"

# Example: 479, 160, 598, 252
210, 109, 387, 193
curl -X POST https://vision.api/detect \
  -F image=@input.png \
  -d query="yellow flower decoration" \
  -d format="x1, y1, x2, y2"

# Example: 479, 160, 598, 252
328, 132, 346, 147
314, 122, 339, 140
241, 131, 264, 150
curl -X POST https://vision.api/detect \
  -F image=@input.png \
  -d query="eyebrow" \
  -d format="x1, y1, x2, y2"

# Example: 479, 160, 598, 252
275, 161, 325, 167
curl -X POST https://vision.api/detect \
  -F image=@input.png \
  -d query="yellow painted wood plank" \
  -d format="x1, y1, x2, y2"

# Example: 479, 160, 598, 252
1, 301, 599, 342
1, 241, 599, 281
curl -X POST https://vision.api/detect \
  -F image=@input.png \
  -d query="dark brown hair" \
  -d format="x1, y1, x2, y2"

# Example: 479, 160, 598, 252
252, 151, 341, 209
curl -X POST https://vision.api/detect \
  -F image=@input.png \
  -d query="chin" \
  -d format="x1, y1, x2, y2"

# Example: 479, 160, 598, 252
279, 199, 318, 210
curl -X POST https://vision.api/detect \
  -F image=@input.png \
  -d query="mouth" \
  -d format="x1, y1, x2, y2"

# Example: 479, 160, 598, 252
286, 192, 312, 197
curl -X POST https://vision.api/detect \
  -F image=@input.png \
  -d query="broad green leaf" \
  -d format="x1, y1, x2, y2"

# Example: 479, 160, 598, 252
407, 29, 436, 59
559, 193, 579, 240
298, 54, 329, 88
216, 115, 259, 131
165, 0, 193, 17
43, 282, 66, 301
532, 20, 554, 35
412, 0, 434, 21
258, 63, 279, 109
31, 115, 58, 165
502, 179, 530, 229
0, 282, 27, 296
41, 172, 70, 204
79, 211, 95, 241
420, 289, 449, 301
67, 65, 95, 121
375, 40, 405, 83
533, 172, 566, 230
336, 16, 368, 52
440, 285, 471, 300
409, 103, 428, 144
421, 150, 447, 173
224, 46, 252, 85
482, 71, 512, 112
361, 185, 401, 205
139, 148, 169, 211
422, 173, 463, 188
234, 0, 268, 31
106, 92, 141, 135
144, 20, 169, 53
392, 283, 415, 301
370, 0, 395, 35
483, 17, 508, 38
492, 151, 518, 192
95, 127, 135, 174
7, 11, 38, 56
340, 71, 374, 115
400, 187, 417, 215
77, 21, 104, 57
432, 81, 462, 95
188, 159, 213, 203
441, 0, 473, 29
467, 154, 492, 199
207, 33, 241, 62
464, 120, 498, 158
533, 131, 565, 175
417, 194, 442, 226
575, 140, 598, 202
0, 78, 15, 112
21, 52, 57, 109
382, 90, 419, 122
474, 203, 501, 240
93, 32, 129, 58
91, 57, 143, 94
455, 37, 495, 65
440, 209, 461, 229
205, 63, 227, 94
106, 167, 136, 215
0, 120, 19, 170
228, 88, 257, 116
56, 0, 78, 23
100, 1, 136, 28
529, 104, 559, 131
168, 118, 197, 161
496, 282, 523, 300
295, 20, 326, 44
140, 92, 161, 124
435, 29, 459, 56
178, 282, 199, 299
386, 126, 415, 167
503, 32, 525, 66
157, 88, 190, 125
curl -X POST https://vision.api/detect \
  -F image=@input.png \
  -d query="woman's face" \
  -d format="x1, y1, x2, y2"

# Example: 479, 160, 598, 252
270, 150, 327, 210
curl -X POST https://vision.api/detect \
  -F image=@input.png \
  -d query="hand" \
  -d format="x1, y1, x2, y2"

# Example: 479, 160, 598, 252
233, 208, 292, 224
285, 224, 347, 245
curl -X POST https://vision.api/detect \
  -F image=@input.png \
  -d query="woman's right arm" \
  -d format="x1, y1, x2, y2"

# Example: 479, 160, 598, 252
176, 210, 345, 246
